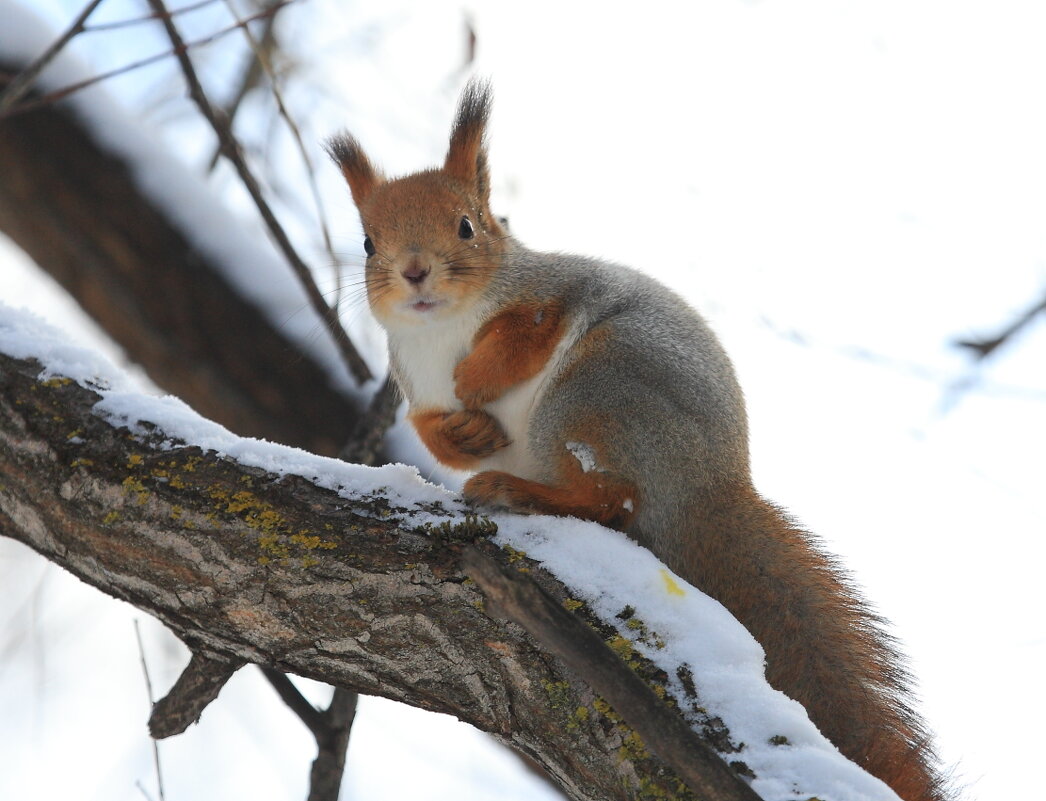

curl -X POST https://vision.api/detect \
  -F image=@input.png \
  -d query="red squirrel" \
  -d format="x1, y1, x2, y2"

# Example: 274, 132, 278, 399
328, 80, 949, 801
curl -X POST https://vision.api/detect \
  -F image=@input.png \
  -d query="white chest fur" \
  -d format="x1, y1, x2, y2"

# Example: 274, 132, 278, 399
387, 309, 573, 481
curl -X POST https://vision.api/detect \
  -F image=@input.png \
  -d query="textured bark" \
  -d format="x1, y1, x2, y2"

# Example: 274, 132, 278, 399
0, 349, 756, 801
0, 64, 361, 456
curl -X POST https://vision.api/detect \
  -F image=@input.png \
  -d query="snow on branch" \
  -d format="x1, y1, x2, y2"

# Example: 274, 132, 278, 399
0, 341, 738, 800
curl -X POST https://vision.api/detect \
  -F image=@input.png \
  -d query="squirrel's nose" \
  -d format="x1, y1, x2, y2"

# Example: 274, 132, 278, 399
402, 259, 430, 286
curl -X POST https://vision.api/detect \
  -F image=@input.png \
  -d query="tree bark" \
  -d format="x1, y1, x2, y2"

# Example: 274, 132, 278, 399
0, 64, 361, 456
0, 349, 757, 801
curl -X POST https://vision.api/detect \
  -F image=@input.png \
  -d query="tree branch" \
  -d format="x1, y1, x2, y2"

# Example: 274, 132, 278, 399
150, 650, 246, 738
0, 348, 754, 801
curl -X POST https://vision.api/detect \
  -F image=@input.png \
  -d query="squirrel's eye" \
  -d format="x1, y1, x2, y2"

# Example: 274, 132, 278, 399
458, 216, 474, 239
363, 235, 376, 256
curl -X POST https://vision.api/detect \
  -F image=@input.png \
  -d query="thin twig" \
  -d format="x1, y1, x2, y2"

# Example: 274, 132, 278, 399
0, 0, 105, 114
83, 0, 221, 32
206, 8, 279, 171
134, 620, 166, 801
146, 0, 373, 385
0, 2, 298, 121
220, 0, 344, 305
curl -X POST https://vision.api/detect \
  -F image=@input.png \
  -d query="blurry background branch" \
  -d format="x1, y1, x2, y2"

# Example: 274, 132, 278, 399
0, 59, 361, 456
954, 290, 1046, 361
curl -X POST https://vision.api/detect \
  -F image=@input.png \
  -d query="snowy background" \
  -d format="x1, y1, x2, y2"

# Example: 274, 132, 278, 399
2, 1, 1045, 800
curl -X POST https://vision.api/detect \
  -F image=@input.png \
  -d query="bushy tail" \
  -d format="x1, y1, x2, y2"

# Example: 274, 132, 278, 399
676, 483, 949, 801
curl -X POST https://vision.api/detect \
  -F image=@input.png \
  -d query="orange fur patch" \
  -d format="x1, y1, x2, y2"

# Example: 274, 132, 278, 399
463, 450, 638, 530
454, 302, 565, 407
410, 408, 510, 470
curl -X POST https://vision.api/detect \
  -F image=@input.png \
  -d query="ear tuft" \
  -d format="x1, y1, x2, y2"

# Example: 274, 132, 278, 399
444, 78, 493, 200
326, 133, 383, 208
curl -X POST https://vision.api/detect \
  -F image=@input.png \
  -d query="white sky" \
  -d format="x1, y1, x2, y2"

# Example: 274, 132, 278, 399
2, 1, 1045, 800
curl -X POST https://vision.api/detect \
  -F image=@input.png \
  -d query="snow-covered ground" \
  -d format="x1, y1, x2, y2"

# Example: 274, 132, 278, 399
2, 1, 1044, 800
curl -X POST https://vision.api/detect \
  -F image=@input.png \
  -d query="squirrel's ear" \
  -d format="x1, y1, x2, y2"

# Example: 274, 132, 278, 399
444, 79, 493, 201
326, 134, 384, 208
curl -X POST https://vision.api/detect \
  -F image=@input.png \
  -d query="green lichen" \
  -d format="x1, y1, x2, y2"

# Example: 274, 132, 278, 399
121, 476, 149, 505
542, 680, 573, 710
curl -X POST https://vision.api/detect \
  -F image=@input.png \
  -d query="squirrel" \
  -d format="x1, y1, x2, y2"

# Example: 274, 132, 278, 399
327, 80, 949, 801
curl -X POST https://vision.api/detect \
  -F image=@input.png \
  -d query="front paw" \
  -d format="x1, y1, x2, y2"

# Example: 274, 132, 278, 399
453, 360, 502, 408
441, 409, 510, 457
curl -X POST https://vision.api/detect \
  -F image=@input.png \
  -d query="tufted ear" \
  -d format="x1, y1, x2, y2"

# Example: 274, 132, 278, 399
444, 79, 493, 202
326, 133, 384, 208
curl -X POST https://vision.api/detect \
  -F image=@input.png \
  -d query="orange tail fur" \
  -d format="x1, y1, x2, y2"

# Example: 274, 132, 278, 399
675, 483, 948, 801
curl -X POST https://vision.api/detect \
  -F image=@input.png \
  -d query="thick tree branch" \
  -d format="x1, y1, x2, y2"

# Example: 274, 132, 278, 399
0, 349, 756, 801
0, 63, 359, 456
464, 548, 761, 801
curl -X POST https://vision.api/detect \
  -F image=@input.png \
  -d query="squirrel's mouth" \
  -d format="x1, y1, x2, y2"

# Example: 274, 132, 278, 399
409, 299, 441, 313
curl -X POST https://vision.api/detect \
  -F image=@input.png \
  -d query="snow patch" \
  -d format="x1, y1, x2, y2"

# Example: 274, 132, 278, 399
565, 440, 598, 473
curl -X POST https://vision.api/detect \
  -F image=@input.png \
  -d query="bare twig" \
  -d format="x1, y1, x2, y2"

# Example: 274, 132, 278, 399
0, 2, 298, 121
463, 547, 763, 801
219, 0, 344, 302
339, 373, 401, 465
146, 0, 373, 385
134, 620, 167, 801
206, 8, 279, 171
83, 0, 221, 32
0, 0, 105, 114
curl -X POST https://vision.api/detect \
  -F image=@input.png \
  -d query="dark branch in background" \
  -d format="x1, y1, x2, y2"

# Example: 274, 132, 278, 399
464, 548, 762, 801
0, 63, 360, 455
146, 0, 372, 386
955, 291, 1046, 361
0, 2, 298, 120
84, 0, 221, 32
339, 373, 401, 465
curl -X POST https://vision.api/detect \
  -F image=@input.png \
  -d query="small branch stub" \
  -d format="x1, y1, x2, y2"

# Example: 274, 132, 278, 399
149, 651, 246, 739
